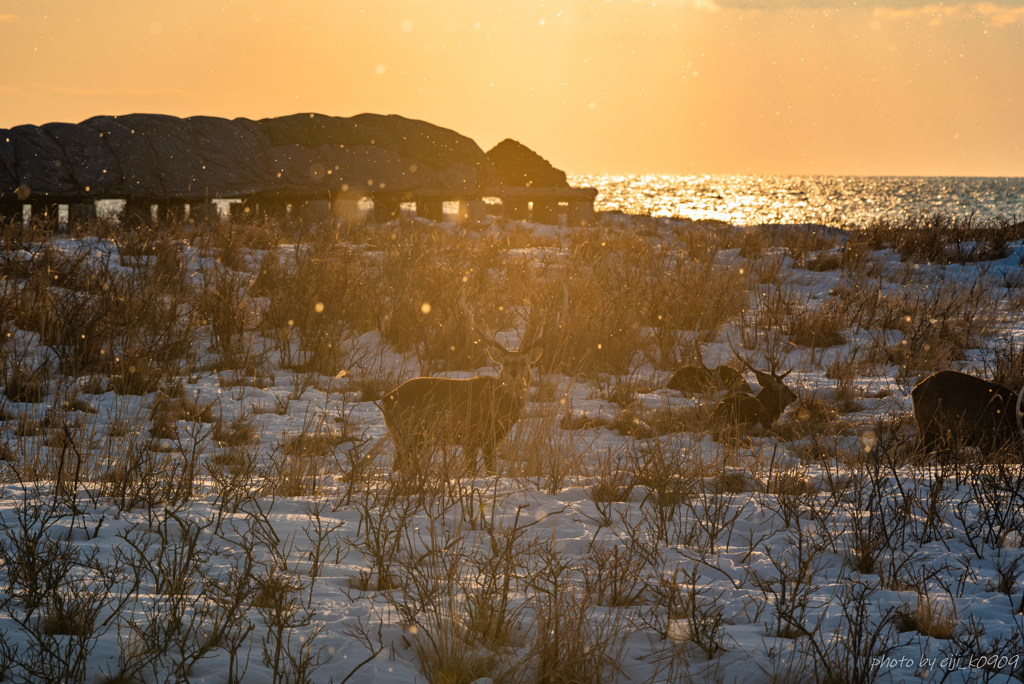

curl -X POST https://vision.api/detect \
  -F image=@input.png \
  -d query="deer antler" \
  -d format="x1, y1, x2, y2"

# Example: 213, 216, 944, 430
726, 334, 757, 373
461, 290, 510, 355
726, 333, 791, 383
692, 317, 711, 371
553, 282, 569, 332
762, 350, 792, 381
463, 283, 569, 354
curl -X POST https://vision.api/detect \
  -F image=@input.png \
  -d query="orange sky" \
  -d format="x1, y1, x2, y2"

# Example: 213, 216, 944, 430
1, 0, 1022, 176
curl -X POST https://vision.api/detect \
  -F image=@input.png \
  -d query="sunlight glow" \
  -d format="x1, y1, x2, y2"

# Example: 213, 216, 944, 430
0, 0, 1021, 175
874, 2, 1024, 26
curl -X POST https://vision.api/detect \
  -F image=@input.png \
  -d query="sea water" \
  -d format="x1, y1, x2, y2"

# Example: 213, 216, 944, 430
570, 174, 1024, 228
87, 176, 1024, 228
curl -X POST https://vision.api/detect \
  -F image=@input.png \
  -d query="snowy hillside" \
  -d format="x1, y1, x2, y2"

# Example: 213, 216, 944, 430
1, 210, 1024, 684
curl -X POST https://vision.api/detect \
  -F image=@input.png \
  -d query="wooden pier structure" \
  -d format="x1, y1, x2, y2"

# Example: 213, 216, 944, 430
1, 112, 598, 229
2, 187, 598, 229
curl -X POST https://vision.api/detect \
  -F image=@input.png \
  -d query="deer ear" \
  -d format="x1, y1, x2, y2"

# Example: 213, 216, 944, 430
487, 347, 506, 364
527, 347, 543, 364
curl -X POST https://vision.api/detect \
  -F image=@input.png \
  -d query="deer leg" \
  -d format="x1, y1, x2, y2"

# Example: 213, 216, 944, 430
915, 432, 937, 456
463, 443, 479, 475
482, 444, 498, 475
394, 433, 425, 472
913, 412, 938, 455
393, 446, 413, 472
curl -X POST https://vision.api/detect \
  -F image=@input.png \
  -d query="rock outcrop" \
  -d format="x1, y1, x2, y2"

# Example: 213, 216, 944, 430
0, 112, 511, 203
486, 139, 568, 189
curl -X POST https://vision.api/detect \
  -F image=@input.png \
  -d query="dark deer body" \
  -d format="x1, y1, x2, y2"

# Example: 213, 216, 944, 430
381, 348, 539, 472
711, 357, 797, 435
912, 370, 1024, 456
668, 324, 752, 395
668, 364, 751, 395
380, 287, 566, 473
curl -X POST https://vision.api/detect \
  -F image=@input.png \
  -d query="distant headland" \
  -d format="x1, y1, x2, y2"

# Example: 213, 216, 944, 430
0, 112, 596, 226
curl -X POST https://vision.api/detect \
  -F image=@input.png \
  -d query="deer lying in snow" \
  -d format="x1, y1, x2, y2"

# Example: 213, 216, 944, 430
667, 361, 751, 395
912, 370, 1024, 457
710, 356, 797, 437
666, 323, 751, 395
380, 287, 567, 474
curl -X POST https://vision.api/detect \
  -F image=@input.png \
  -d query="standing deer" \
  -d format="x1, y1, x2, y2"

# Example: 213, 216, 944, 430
711, 356, 797, 436
912, 370, 1024, 456
380, 286, 567, 473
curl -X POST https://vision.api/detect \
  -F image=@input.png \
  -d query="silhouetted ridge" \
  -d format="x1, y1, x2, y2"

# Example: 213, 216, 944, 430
0, 112, 533, 203
486, 139, 569, 188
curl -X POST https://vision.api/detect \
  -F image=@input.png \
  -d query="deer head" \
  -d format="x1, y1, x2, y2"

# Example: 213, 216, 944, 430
460, 283, 567, 393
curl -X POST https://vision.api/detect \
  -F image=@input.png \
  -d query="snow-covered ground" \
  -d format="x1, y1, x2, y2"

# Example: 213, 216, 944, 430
2, 212, 1024, 684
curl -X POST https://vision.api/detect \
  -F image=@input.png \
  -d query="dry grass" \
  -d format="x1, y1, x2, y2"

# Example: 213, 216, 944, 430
896, 594, 959, 639
0, 210, 1021, 683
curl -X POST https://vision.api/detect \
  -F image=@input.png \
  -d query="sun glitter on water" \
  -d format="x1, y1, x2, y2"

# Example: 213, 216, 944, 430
571, 174, 1024, 228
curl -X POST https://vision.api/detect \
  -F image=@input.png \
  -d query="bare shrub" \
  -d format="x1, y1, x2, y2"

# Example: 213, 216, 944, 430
268, 418, 349, 497
371, 224, 479, 369
523, 540, 630, 684
387, 524, 503, 684
737, 225, 772, 259
561, 231, 656, 375
196, 262, 257, 370
748, 252, 786, 286
896, 594, 958, 639
777, 225, 839, 264
749, 525, 830, 640
804, 250, 843, 272
786, 298, 848, 348
507, 404, 592, 494
581, 539, 650, 608
585, 448, 635, 527
649, 258, 750, 339
4, 365, 48, 403
991, 335, 1024, 390
864, 212, 1024, 264
256, 244, 367, 375
867, 276, 996, 376
109, 354, 167, 396
648, 564, 727, 663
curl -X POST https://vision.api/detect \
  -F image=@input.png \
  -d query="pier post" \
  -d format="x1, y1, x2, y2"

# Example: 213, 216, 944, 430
568, 200, 596, 227
373, 194, 401, 223
229, 199, 252, 222
68, 201, 98, 230
188, 200, 221, 226
458, 200, 487, 223
416, 197, 444, 222
259, 199, 289, 222
504, 198, 528, 219
30, 200, 61, 226
122, 198, 154, 227
157, 199, 187, 226
0, 202, 25, 225
531, 199, 560, 225
331, 198, 361, 224
298, 199, 331, 225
